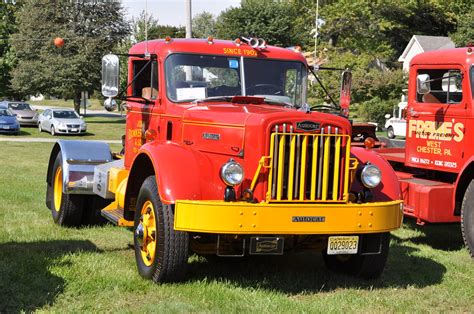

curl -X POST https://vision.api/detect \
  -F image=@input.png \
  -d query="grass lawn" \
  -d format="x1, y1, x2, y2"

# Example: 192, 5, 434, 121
0, 142, 472, 312
0, 116, 125, 141
29, 98, 105, 111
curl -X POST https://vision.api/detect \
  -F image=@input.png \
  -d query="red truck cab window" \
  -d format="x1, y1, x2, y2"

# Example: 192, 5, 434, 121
132, 60, 158, 99
417, 69, 463, 104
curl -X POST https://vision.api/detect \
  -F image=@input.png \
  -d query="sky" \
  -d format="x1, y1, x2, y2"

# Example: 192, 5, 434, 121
121, 0, 241, 26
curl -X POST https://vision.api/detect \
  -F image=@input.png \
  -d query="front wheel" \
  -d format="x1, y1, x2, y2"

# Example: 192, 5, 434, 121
51, 126, 56, 136
387, 126, 395, 139
461, 180, 474, 257
38, 123, 42, 132
134, 176, 189, 283
322, 233, 390, 279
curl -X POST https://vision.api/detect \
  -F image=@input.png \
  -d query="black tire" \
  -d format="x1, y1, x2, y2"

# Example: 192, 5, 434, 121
322, 233, 390, 279
50, 153, 84, 226
51, 126, 56, 136
133, 176, 189, 283
38, 123, 42, 132
387, 126, 395, 139
461, 180, 474, 258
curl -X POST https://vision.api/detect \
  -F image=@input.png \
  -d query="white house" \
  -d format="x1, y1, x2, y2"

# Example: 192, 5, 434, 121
398, 35, 455, 72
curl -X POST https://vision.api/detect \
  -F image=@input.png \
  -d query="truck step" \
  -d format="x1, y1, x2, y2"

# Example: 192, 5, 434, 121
397, 176, 459, 223
101, 208, 134, 227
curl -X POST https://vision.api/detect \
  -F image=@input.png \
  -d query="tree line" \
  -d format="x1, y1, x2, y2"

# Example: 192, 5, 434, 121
0, 0, 472, 120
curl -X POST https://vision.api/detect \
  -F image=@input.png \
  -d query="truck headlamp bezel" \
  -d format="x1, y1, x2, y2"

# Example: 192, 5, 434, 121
220, 160, 244, 186
360, 164, 382, 189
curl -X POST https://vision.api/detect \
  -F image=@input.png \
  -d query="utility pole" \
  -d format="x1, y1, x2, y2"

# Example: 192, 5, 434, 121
185, 0, 193, 80
185, 0, 192, 38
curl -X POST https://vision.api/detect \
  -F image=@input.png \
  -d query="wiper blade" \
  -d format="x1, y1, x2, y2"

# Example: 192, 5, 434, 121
194, 96, 234, 103
262, 98, 294, 107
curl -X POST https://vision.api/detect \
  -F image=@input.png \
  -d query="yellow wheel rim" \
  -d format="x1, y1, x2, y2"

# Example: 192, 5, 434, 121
53, 166, 63, 212
140, 200, 157, 266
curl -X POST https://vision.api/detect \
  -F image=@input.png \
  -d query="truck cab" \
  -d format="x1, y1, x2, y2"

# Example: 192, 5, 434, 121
385, 98, 407, 139
45, 37, 403, 283
377, 47, 474, 257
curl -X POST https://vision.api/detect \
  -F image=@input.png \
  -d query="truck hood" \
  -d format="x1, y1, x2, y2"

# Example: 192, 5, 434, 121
181, 101, 351, 156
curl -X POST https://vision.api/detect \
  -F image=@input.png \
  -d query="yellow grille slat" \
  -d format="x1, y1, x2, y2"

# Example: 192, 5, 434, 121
299, 135, 308, 200
287, 135, 296, 200
332, 135, 341, 200
276, 133, 286, 201
310, 136, 318, 201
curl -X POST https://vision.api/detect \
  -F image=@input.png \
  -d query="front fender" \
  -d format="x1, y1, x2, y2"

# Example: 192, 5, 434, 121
136, 141, 213, 204
350, 147, 401, 201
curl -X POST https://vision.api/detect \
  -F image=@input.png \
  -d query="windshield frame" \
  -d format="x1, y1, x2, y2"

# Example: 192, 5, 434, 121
164, 52, 307, 107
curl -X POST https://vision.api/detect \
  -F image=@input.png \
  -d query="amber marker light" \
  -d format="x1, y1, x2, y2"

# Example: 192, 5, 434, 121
364, 137, 376, 149
165, 36, 172, 43
234, 38, 241, 46
207, 36, 214, 44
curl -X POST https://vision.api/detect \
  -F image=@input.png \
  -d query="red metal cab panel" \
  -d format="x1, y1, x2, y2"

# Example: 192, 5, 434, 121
405, 50, 473, 173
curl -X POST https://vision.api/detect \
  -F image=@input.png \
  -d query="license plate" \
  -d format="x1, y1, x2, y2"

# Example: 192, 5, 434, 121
2, 125, 10, 129
327, 236, 359, 255
71, 128, 78, 132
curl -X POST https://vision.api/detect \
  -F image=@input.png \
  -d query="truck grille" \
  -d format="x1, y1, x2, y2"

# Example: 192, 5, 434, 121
267, 124, 355, 203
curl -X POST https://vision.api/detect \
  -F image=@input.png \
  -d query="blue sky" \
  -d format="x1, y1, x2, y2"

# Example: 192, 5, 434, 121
121, 0, 241, 26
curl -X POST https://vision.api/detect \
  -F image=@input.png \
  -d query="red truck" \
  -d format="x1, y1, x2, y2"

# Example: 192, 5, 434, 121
376, 47, 474, 256
45, 37, 403, 283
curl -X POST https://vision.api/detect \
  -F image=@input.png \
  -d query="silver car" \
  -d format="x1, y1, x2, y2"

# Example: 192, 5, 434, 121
0, 101, 38, 126
38, 108, 87, 135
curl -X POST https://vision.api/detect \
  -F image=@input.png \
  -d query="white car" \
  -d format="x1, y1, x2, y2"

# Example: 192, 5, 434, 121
38, 108, 87, 135
385, 101, 407, 139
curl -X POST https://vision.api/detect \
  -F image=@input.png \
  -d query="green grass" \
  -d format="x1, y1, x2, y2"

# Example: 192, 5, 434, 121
30, 98, 105, 111
0, 116, 125, 141
0, 142, 473, 312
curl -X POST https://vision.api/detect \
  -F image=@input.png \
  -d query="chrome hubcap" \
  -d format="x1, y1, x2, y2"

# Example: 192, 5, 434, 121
135, 221, 144, 246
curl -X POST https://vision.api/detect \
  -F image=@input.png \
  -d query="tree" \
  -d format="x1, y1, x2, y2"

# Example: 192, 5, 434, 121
215, 0, 303, 47
450, 11, 474, 47
192, 11, 216, 38
10, 0, 129, 111
0, 2, 21, 99
131, 11, 184, 43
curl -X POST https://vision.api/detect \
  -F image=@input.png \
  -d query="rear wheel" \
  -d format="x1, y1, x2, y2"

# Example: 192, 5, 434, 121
322, 233, 390, 279
461, 180, 474, 258
387, 126, 395, 139
134, 176, 189, 283
51, 126, 56, 136
50, 153, 83, 226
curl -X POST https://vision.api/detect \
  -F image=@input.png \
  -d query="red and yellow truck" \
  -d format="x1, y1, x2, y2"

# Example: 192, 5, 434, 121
376, 47, 474, 257
45, 37, 403, 283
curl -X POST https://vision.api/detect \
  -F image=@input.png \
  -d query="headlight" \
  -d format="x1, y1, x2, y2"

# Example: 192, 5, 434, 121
220, 160, 244, 186
360, 164, 382, 188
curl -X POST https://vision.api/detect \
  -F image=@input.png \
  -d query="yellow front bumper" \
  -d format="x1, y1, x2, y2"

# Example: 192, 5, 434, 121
174, 200, 403, 234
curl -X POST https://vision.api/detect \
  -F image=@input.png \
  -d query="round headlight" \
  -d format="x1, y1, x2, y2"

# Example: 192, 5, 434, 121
360, 164, 382, 188
220, 160, 244, 186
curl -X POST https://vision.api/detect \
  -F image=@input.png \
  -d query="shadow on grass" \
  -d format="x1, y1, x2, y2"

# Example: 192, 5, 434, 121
402, 218, 464, 251
186, 239, 446, 294
0, 240, 101, 312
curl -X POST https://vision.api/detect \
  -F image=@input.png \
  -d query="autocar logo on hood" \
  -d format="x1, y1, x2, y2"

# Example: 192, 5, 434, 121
296, 121, 320, 132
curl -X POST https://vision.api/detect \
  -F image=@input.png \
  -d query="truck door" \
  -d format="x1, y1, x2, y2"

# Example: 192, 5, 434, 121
405, 65, 467, 173
124, 58, 159, 169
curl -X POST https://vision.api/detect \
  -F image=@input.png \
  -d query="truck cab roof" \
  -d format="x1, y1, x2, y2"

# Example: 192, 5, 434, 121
411, 47, 474, 66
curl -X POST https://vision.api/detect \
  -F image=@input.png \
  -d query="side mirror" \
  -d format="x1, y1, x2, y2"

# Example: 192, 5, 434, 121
104, 98, 117, 112
385, 114, 391, 119
102, 54, 120, 98
417, 74, 431, 94
339, 70, 352, 116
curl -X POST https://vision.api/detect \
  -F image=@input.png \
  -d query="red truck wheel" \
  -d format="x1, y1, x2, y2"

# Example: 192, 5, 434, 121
50, 153, 84, 226
133, 176, 189, 283
322, 232, 390, 279
461, 180, 474, 258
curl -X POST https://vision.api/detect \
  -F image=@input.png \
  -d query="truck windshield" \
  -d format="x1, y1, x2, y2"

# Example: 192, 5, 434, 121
165, 54, 306, 106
